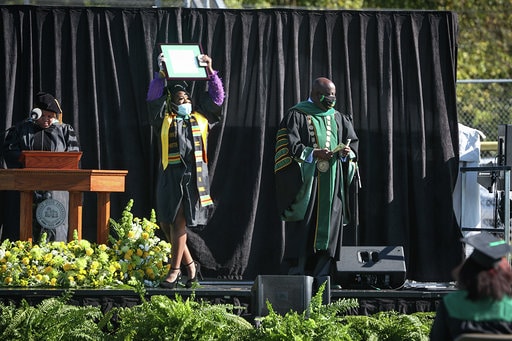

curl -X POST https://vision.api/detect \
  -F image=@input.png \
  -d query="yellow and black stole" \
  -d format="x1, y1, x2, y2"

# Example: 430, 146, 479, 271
161, 113, 213, 207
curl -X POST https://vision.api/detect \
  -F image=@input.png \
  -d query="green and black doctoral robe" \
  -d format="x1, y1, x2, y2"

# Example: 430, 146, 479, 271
274, 101, 359, 275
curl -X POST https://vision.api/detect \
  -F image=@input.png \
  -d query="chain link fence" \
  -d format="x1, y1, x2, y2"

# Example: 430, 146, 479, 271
456, 80, 512, 232
457, 79, 512, 159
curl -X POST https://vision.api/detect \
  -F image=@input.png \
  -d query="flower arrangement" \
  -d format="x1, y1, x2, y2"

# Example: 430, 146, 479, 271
0, 200, 172, 288
108, 199, 172, 287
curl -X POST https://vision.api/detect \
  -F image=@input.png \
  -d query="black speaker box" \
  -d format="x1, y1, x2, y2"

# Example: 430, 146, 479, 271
497, 124, 512, 190
251, 275, 314, 316
498, 124, 512, 167
334, 246, 406, 289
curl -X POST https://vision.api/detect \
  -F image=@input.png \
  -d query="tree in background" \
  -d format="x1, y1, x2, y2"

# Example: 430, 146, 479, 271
226, 0, 511, 80
225, 0, 512, 139
224, 0, 363, 10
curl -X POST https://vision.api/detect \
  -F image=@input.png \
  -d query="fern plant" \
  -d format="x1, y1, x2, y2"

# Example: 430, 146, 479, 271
0, 288, 437, 340
253, 283, 358, 340
341, 310, 433, 341
110, 294, 253, 341
0, 293, 107, 340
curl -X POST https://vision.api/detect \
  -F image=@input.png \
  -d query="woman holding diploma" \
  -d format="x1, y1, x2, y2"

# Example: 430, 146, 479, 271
146, 52, 225, 288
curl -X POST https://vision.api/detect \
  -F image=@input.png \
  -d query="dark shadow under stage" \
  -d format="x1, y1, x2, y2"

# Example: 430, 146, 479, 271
0, 279, 453, 319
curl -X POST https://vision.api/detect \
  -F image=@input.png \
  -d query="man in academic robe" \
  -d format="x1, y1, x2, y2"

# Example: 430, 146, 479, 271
274, 77, 359, 277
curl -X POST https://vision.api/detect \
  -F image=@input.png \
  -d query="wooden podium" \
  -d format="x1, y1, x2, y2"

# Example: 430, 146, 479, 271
0, 152, 127, 244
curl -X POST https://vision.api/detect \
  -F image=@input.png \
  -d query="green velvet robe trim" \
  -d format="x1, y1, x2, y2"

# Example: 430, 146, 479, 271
444, 291, 512, 322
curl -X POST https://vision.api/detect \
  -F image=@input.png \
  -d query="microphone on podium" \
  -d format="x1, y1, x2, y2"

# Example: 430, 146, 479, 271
28, 108, 42, 122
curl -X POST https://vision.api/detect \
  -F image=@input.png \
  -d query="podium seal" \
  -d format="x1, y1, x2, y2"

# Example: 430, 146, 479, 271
36, 198, 66, 229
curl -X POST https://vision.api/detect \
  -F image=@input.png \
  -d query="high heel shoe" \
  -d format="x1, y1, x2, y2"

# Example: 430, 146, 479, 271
159, 268, 181, 289
185, 261, 203, 288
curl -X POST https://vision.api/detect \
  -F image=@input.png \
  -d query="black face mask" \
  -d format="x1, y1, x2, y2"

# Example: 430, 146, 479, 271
320, 95, 336, 109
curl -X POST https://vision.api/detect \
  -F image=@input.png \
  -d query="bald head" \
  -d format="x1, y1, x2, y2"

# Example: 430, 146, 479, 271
311, 77, 336, 111
312, 77, 335, 94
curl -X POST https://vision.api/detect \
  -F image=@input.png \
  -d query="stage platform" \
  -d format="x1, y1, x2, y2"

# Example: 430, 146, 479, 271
0, 279, 454, 319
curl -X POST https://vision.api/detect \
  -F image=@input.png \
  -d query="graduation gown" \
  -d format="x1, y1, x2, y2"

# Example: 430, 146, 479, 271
1, 120, 79, 242
274, 101, 358, 275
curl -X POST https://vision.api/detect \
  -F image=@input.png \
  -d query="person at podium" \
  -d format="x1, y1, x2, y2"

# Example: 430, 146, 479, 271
1, 92, 80, 242
146, 53, 225, 288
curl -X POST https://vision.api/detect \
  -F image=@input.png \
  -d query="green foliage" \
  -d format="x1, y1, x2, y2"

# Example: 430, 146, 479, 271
236, 0, 512, 142
224, 0, 363, 9
235, 0, 512, 82
341, 311, 434, 341
457, 82, 512, 140
0, 286, 437, 341
364, 0, 512, 81
0, 294, 106, 341
253, 283, 358, 340
111, 294, 253, 340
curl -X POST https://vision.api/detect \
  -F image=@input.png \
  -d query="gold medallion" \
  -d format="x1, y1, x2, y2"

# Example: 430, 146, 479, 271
316, 160, 330, 172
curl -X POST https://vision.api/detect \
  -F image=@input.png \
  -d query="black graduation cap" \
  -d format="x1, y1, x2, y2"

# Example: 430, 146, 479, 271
462, 232, 512, 269
167, 80, 190, 97
34, 92, 61, 113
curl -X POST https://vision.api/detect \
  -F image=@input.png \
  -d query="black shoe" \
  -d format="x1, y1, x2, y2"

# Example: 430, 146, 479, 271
159, 269, 181, 289
185, 261, 202, 288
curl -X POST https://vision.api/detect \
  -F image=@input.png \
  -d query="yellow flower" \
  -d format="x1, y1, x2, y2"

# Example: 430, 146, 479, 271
127, 230, 135, 238
50, 278, 57, 286
85, 248, 94, 256
141, 232, 149, 240
136, 249, 143, 257
75, 258, 87, 270
4, 277, 12, 284
63, 263, 74, 271
124, 249, 133, 260
145, 268, 155, 279
22, 257, 30, 265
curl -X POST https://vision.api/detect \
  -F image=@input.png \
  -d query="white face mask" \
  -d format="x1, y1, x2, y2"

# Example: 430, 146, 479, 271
51, 118, 59, 125
177, 103, 192, 117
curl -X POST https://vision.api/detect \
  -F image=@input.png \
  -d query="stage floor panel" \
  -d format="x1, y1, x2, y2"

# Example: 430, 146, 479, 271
0, 279, 455, 316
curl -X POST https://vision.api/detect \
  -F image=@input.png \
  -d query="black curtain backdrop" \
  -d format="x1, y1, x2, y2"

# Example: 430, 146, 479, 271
0, 5, 463, 282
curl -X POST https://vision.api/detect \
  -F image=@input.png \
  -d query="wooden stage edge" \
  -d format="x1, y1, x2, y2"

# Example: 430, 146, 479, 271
0, 279, 454, 317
